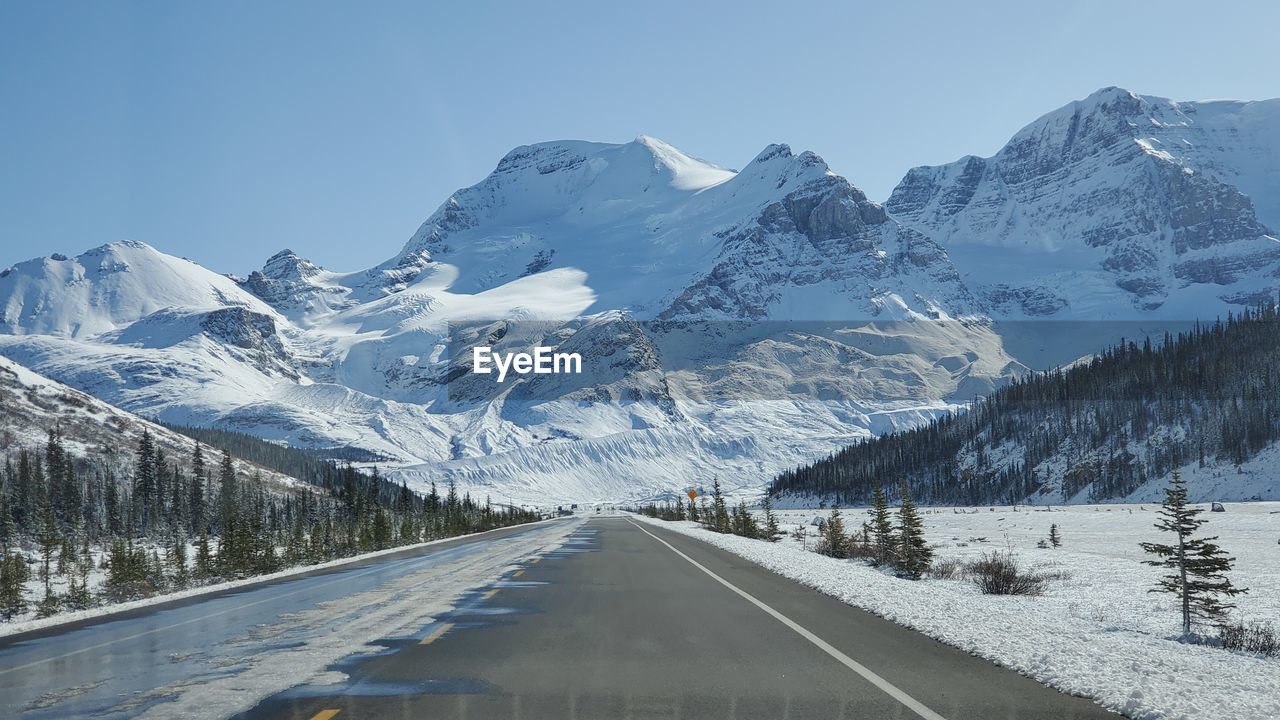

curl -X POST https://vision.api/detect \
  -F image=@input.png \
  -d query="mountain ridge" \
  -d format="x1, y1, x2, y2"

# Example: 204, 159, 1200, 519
2, 87, 1277, 503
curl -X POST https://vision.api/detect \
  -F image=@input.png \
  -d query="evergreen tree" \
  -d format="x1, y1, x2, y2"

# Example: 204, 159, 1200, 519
893, 481, 932, 579
731, 500, 759, 539
35, 496, 59, 605
170, 535, 189, 589
218, 449, 237, 536
133, 429, 157, 536
371, 508, 392, 550
818, 503, 848, 558
104, 539, 141, 602
0, 491, 15, 555
710, 479, 730, 533
761, 495, 781, 542
66, 558, 92, 611
190, 442, 206, 533
147, 549, 167, 594
194, 532, 214, 581
0, 551, 30, 620
1139, 470, 1246, 635
1048, 523, 1061, 548
868, 485, 897, 566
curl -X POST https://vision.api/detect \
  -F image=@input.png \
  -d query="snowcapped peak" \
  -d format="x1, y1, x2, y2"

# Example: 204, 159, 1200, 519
751, 143, 793, 163
0, 242, 279, 338
745, 143, 832, 175
724, 143, 836, 198
77, 239, 166, 264
1081, 85, 1142, 105
632, 133, 672, 151
631, 134, 736, 191
260, 248, 321, 281
399, 136, 742, 260
90, 239, 156, 253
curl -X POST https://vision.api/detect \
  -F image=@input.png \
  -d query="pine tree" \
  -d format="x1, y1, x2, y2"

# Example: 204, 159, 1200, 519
170, 536, 190, 589
731, 500, 759, 539
147, 549, 167, 594
868, 485, 897, 566
0, 551, 30, 620
218, 449, 237, 536
761, 495, 781, 542
134, 429, 157, 536
893, 481, 932, 579
66, 558, 92, 611
190, 441, 207, 533
1139, 470, 1246, 636
103, 539, 128, 601
819, 503, 848, 558
194, 532, 214, 581
710, 479, 730, 533
1048, 523, 1061, 548
35, 496, 60, 605
371, 508, 392, 550
0, 493, 15, 554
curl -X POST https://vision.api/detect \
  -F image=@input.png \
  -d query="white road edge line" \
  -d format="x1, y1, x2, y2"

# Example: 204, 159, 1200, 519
629, 519, 948, 720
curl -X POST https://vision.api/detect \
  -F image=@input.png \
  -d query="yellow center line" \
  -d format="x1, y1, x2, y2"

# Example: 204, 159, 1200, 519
513, 569, 525, 578
420, 622, 455, 645
528, 557, 540, 564
310, 710, 341, 720
482, 589, 499, 600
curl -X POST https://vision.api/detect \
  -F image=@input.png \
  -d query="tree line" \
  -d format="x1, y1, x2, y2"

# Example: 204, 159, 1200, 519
770, 304, 1280, 505
0, 427, 539, 620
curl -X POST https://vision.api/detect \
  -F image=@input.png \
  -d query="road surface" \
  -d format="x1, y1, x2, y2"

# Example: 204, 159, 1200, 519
0, 517, 1116, 719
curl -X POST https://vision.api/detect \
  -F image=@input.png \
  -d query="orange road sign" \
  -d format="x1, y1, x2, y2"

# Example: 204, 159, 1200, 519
687, 489, 698, 500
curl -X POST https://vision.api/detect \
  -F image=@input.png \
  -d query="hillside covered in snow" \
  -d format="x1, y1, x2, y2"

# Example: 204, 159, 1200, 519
771, 306, 1280, 505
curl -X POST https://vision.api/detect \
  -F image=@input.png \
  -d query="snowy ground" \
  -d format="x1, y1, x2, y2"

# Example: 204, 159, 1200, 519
636, 502, 1280, 720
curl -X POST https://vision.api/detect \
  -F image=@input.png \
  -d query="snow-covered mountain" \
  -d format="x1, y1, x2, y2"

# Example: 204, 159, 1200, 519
4, 91, 1277, 505
887, 88, 1280, 323
0, 137, 1019, 504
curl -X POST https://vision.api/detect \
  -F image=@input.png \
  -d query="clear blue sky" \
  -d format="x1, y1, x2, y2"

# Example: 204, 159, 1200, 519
3, 1, 1278, 274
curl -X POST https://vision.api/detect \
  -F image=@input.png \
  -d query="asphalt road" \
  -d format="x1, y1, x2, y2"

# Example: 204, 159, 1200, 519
0, 521, 558, 719
237, 517, 1116, 720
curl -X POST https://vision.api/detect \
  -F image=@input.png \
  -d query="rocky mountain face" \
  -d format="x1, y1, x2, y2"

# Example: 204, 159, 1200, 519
2, 91, 1277, 503
888, 88, 1280, 320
